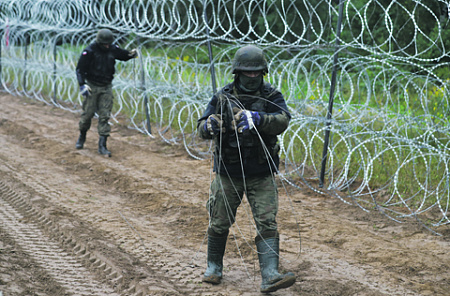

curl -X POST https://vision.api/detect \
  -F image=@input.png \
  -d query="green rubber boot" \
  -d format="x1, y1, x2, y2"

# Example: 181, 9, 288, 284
256, 232, 296, 293
75, 130, 87, 149
202, 229, 228, 285
98, 136, 111, 157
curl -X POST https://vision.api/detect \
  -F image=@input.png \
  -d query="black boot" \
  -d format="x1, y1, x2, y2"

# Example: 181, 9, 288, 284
98, 136, 111, 157
202, 229, 228, 285
75, 130, 87, 149
256, 232, 296, 293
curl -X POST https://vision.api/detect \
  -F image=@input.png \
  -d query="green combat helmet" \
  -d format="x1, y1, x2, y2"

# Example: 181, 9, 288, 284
96, 29, 114, 45
232, 45, 268, 74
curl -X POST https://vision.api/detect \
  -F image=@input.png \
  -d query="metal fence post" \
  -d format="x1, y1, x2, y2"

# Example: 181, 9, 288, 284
203, 0, 217, 95
134, 3, 151, 135
319, 0, 345, 188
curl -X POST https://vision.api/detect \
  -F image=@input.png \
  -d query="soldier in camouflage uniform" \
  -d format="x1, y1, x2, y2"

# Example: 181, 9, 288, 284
75, 29, 137, 157
197, 45, 296, 293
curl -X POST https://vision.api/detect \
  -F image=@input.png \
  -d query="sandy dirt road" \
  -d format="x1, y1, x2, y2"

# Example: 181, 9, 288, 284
0, 93, 449, 296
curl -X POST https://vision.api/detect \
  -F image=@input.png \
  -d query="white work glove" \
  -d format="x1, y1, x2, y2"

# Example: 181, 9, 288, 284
129, 48, 138, 58
80, 84, 91, 98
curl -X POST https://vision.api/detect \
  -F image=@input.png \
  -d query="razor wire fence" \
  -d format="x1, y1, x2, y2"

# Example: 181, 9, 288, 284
0, 0, 449, 231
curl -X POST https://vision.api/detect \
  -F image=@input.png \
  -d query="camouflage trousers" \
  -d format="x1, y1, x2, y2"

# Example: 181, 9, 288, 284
206, 173, 278, 236
78, 82, 113, 136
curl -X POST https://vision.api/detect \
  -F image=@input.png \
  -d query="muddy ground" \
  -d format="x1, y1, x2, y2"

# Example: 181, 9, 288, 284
0, 93, 449, 296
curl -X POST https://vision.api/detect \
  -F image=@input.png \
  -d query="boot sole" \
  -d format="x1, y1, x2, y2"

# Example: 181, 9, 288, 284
202, 274, 222, 285
261, 274, 296, 293
98, 151, 112, 157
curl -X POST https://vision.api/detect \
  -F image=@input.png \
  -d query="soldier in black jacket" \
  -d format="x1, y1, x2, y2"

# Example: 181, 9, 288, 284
197, 45, 296, 293
75, 29, 137, 157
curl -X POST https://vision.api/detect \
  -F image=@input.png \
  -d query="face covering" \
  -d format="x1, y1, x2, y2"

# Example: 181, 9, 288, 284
98, 43, 111, 52
237, 73, 263, 93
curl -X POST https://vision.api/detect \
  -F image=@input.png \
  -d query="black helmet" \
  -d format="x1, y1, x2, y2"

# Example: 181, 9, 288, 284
96, 29, 114, 45
232, 45, 268, 74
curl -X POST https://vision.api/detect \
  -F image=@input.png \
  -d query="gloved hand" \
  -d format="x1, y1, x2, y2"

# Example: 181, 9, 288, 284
203, 114, 224, 136
80, 84, 91, 98
235, 110, 260, 132
129, 48, 138, 58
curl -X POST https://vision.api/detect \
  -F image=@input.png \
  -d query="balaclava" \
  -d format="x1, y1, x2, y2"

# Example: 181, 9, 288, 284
237, 73, 263, 93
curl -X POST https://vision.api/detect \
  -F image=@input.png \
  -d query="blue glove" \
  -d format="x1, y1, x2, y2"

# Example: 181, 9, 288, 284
203, 114, 224, 136
236, 110, 260, 132
80, 84, 91, 97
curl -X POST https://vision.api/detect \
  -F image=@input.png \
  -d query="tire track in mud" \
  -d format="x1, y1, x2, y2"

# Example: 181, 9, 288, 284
0, 111, 225, 294
0, 159, 188, 295
0, 170, 194, 296
0, 131, 226, 295
0, 180, 120, 296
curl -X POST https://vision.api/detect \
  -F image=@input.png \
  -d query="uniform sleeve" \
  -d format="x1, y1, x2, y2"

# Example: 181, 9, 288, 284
258, 90, 291, 136
75, 49, 91, 86
113, 44, 133, 61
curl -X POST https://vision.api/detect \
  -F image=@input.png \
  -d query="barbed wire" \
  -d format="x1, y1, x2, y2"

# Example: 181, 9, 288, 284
0, 0, 449, 230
